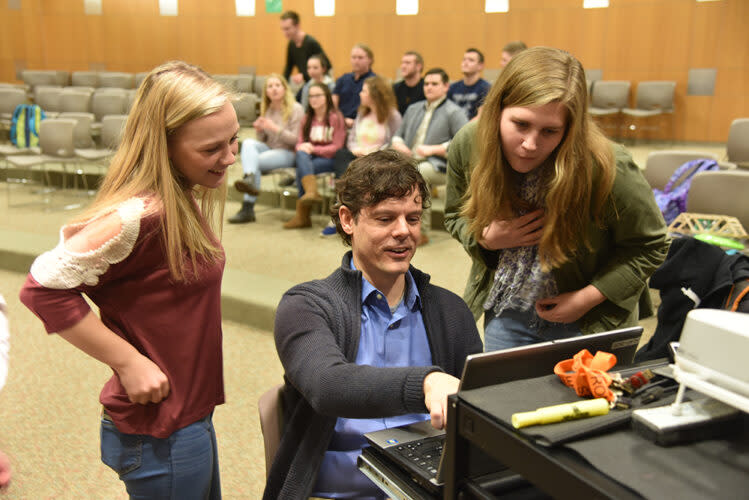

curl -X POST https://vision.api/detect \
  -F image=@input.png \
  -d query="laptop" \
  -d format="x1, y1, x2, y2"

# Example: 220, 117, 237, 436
458, 325, 643, 391
361, 326, 643, 494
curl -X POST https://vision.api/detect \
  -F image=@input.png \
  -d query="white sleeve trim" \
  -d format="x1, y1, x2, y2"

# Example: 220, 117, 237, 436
30, 198, 146, 289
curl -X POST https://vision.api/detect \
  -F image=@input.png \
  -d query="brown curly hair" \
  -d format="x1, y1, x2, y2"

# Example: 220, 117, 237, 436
330, 150, 431, 246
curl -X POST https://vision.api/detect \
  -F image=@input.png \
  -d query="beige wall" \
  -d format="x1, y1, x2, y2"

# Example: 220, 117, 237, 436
1, 0, 747, 142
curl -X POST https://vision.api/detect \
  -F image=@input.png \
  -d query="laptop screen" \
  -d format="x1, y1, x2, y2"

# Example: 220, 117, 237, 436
458, 326, 643, 391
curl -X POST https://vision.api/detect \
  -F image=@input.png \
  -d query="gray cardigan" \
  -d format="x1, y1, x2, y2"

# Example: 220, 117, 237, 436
264, 252, 483, 499
394, 97, 468, 171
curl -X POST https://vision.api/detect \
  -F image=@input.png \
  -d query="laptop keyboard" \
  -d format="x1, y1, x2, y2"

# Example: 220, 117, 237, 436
391, 435, 444, 477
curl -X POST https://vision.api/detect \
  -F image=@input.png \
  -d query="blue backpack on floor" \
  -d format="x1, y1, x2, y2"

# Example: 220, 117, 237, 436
10, 104, 45, 148
653, 158, 720, 224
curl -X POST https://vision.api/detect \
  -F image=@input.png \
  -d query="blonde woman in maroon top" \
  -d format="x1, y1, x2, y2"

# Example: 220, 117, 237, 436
19, 61, 238, 499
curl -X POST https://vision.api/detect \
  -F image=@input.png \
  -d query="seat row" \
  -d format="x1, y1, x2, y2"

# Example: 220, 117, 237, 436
588, 80, 676, 138
1, 87, 259, 146
21, 70, 144, 92
6, 69, 269, 131
643, 143, 749, 231
1, 85, 132, 121
36, 87, 135, 123
1, 116, 128, 206
21, 69, 265, 97
643, 119, 749, 176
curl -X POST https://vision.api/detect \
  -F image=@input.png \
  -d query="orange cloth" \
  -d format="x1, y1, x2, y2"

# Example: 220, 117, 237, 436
554, 349, 617, 402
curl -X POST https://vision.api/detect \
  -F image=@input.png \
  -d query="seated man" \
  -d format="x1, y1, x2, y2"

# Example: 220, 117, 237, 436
447, 48, 491, 121
333, 43, 376, 128
391, 68, 468, 243
392, 68, 468, 184
392, 50, 425, 116
264, 150, 482, 499
500, 40, 527, 68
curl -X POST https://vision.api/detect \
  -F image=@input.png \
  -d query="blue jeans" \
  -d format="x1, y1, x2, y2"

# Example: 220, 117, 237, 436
240, 138, 295, 203
295, 150, 335, 196
484, 308, 582, 352
100, 412, 221, 500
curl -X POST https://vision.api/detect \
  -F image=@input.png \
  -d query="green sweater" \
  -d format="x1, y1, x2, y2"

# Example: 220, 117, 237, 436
445, 121, 670, 333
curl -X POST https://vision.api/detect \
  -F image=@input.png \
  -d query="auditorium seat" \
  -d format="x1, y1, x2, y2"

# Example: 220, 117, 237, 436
71, 71, 99, 88
643, 150, 720, 190
622, 81, 676, 140
98, 72, 135, 90
725, 118, 749, 170
0, 87, 28, 129
588, 80, 630, 138
687, 170, 749, 232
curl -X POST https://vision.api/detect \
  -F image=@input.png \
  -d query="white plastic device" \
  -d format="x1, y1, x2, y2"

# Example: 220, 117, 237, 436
671, 309, 749, 413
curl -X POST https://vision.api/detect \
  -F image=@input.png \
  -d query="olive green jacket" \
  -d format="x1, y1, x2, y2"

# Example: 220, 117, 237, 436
444, 121, 670, 333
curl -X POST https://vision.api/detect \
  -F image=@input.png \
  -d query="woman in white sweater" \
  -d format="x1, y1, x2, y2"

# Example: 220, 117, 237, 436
230, 74, 304, 223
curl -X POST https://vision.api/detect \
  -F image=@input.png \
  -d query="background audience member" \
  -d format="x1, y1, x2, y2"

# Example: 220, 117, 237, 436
446, 47, 669, 352
500, 40, 527, 67
333, 43, 376, 128
392, 50, 425, 116
284, 82, 346, 229
19, 61, 238, 498
231, 74, 304, 224
280, 10, 330, 85
0, 295, 10, 492
333, 75, 402, 178
299, 54, 335, 111
447, 48, 491, 120
265, 151, 482, 499
392, 68, 468, 245
321, 75, 402, 236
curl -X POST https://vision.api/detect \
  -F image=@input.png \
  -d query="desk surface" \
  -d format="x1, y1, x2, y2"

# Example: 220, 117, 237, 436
448, 373, 749, 499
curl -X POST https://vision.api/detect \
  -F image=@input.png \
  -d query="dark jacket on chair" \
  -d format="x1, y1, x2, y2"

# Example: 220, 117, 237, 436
635, 236, 749, 362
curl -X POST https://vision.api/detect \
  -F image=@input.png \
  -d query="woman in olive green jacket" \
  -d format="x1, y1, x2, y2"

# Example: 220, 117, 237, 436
445, 47, 669, 351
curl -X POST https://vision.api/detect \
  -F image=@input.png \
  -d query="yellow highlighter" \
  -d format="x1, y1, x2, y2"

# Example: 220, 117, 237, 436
512, 398, 610, 429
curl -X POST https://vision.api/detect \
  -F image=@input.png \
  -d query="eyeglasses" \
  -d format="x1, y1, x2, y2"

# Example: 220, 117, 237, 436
308, 93, 326, 98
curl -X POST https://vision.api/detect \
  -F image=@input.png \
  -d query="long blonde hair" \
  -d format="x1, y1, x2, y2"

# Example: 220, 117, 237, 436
463, 47, 615, 270
75, 60, 233, 281
260, 74, 296, 123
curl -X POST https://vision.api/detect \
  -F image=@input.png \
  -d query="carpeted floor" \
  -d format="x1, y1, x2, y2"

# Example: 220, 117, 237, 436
0, 268, 282, 499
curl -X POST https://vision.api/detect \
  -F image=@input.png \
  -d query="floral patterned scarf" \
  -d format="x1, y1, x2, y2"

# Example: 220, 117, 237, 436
483, 165, 558, 324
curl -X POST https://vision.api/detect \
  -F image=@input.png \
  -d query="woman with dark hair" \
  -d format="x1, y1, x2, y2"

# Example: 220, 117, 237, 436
299, 54, 335, 111
445, 47, 669, 351
284, 82, 346, 229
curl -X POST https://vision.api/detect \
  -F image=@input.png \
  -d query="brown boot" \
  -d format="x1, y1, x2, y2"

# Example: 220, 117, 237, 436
298, 174, 322, 205
283, 200, 313, 229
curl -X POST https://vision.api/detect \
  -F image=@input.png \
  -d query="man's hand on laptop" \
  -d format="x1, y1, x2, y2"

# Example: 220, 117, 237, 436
423, 371, 460, 429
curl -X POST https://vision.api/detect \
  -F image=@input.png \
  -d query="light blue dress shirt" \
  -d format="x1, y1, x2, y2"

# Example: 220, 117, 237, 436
312, 262, 433, 499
